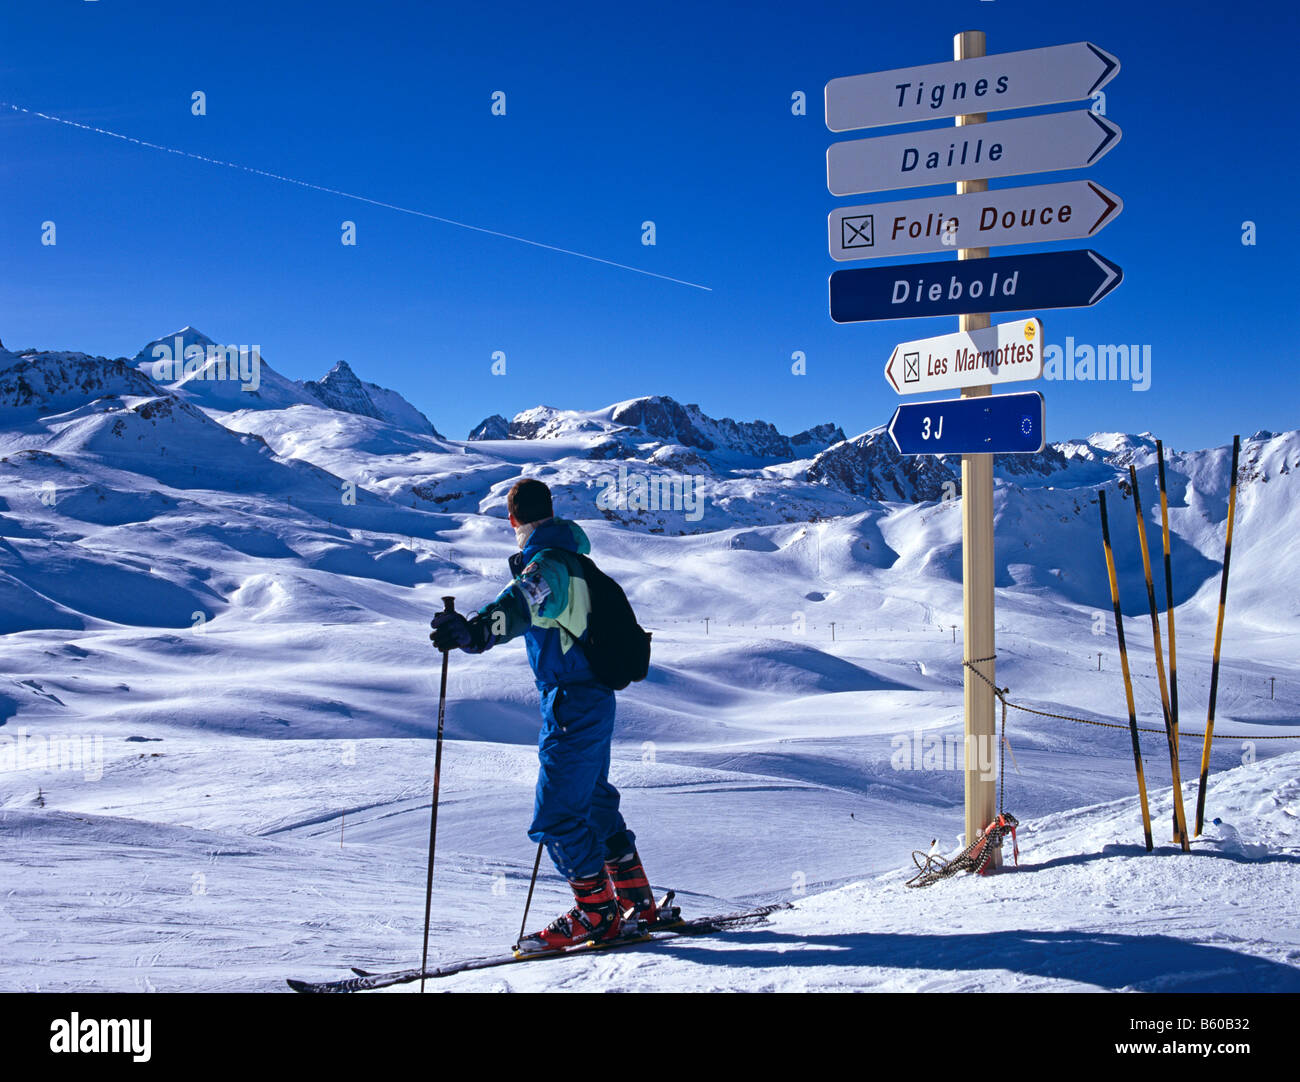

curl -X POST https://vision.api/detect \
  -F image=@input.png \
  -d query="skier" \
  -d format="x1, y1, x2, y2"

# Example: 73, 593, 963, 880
430, 478, 657, 952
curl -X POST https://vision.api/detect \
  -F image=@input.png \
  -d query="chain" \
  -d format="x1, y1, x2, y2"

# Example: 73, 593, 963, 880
962, 656, 1298, 741
906, 655, 1294, 889
964, 656, 1009, 814
999, 697, 1007, 814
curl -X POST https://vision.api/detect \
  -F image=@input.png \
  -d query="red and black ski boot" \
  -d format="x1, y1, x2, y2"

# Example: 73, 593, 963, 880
515, 871, 624, 955
605, 849, 660, 926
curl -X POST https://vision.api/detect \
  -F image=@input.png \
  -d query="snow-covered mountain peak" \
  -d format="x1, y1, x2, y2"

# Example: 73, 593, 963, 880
300, 360, 441, 438
1082, 431, 1161, 463
301, 360, 379, 418
324, 359, 358, 380
485, 394, 844, 464
132, 326, 219, 366
807, 425, 958, 502
132, 326, 314, 413
0, 348, 160, 416
467, 414, 510, 441
608, 394, 844, 461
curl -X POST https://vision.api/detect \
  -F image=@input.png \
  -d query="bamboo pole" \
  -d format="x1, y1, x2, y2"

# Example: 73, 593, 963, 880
1156, 440, 1180, 842
1128, 465, 1191, 851
1099, 490, 1153, 851
1195, 435, 1241, 835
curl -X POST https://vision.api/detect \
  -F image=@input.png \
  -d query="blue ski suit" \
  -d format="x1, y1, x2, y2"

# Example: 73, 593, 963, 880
474, 517, 634, 881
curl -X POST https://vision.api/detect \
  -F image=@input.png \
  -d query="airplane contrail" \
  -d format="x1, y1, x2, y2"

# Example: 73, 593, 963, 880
3, 101, 712, 292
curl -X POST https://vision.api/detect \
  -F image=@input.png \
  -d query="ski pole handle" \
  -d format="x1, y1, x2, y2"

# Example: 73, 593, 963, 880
441, 595, 456, 615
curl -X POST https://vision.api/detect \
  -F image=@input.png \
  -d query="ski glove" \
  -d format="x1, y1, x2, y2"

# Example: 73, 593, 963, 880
429, 611, 493, 654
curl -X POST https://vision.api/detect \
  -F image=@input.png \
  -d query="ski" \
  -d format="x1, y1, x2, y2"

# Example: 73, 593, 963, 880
345, 890, 692, 979
346, 924, 656, 980
346, 906, 685, 978
288, 898, 788, 993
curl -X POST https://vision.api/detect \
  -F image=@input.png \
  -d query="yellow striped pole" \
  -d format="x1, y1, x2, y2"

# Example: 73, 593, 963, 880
1195, 435, 1241, 836
1156, 440, 1180, 843
1128, 465, 1191, 851
1099, 490, 1153, 850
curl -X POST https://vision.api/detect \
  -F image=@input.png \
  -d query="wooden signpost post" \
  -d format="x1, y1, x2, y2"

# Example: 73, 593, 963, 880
952, 30, 998, 861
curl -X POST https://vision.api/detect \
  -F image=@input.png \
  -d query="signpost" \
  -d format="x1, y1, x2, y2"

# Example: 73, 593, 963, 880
885, 318, 1043, 394
830, 248, 1123, 322
829, 181, 1122, 261
824, 30, 1124, 869
827, 110, 1121, 196
887, 391, 1046, 455
825, 41, 1120, 131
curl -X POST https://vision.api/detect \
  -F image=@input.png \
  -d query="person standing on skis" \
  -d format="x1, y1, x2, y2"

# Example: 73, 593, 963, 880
429, 478, 657, 953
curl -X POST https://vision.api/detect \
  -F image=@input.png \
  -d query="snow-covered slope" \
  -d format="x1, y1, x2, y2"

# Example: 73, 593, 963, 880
0, 328, 1296, 993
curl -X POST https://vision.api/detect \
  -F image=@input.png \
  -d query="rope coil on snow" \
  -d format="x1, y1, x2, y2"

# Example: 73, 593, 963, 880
906, 812, 1020, 889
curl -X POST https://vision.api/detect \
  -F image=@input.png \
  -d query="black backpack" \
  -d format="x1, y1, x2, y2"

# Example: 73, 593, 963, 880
556, 553, 651, 691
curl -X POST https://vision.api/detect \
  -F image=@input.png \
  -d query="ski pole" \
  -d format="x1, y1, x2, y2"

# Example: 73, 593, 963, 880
1099, 490, 1153, 851
516, 842, 544, 948
1156, 441, 1180, 842
1196, 436, 1240, 836
420, 595, 456, 992
1129, 466, 1191, 852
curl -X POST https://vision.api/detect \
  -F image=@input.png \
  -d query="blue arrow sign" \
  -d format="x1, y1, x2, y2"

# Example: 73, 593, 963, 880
830, 249, 1122, 323
888, 391, 1046, 455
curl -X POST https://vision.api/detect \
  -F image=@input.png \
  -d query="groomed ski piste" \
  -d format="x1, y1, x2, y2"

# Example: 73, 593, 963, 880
1, 329, 1297, 993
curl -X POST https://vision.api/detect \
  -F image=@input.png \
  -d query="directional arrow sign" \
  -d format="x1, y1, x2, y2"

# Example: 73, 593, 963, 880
829, 181, 1122, 261
886, 319, 1043, 395
888, 392, 1046, 455
826, 41, 1120, 132
827, 111, 1121, 197
830, 249, 1123, 323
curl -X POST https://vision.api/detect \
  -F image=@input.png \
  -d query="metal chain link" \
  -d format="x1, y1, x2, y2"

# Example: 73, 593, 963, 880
1000, 698, 1007, 814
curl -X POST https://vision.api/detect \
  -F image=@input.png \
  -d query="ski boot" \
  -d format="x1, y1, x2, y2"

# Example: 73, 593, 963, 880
515, 871, 625, 955
605, 849, 663, 926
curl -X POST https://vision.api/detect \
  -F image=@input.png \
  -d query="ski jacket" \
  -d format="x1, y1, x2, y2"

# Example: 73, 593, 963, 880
475, 517, 599, 689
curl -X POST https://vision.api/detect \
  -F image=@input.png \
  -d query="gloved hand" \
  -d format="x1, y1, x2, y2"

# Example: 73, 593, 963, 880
430, 611, 492, 653
430, 610, 470, 651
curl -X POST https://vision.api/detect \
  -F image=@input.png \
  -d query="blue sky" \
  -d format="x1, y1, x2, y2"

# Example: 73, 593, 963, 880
2, 0, 1296, 449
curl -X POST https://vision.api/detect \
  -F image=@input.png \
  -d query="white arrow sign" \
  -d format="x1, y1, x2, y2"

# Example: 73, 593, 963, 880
825, 41, 1120, 132
885, 318, 1044, 395
829, 181, 1122, 261
827, 111, 1121, 197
